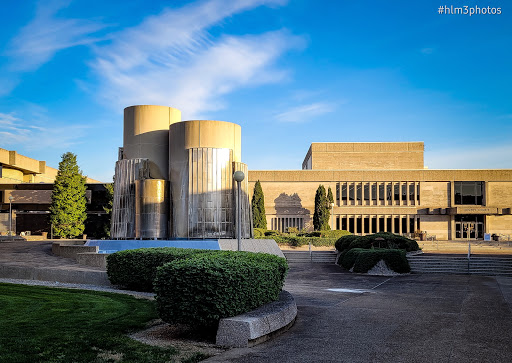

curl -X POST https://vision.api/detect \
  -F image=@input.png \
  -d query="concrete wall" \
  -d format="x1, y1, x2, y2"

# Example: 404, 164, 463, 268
306, 142, 424, 170
419, 215, 450, 240
487, 182, 512, 207
487, 215, 512, 236
420, 182, 450, 208
0, 148, 99, 184
123, 105, 181, 179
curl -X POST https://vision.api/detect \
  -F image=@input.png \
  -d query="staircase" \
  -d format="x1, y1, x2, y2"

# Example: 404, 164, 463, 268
407, 254, 512, 276
283, 250, 337, 264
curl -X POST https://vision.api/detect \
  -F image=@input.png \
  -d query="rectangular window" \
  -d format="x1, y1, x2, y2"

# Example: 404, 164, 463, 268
349, 183, 354, 201
454, 182, 484, 205
386, 183, 392, 201
371, 183, 377, 201
336, 216, 340, 230
379, 183, 385, 201
401, 183, 407, 202
409, 184, 415, 204
342, 183, 347, 202
356, 183, 362, 201
336, 183, 340, 205
341, 217, 347, 231
417, 183, 420, 204
394, 184, 400, 201
364, 183, 370, 201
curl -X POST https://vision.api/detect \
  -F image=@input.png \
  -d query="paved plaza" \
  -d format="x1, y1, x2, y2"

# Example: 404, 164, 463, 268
208, 263, 512, 362
1, 241, 512, 362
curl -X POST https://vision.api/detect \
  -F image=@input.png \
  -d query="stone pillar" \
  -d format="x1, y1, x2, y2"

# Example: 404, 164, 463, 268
399, 215, 402, 235
450, 181, 455, 207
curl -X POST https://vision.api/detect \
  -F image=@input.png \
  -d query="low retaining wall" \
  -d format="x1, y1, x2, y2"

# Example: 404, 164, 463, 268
218, 239, 285, 258
52, 241, 98, 259
216, 290, 297, 348
0, 264, 111, 286
76, 252, 109, 269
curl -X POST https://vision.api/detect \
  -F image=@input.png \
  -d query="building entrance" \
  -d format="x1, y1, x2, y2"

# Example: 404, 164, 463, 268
455, 215, 484, 240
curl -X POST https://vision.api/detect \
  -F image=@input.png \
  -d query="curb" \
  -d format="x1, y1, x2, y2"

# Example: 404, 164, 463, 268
215, 290, 297, 348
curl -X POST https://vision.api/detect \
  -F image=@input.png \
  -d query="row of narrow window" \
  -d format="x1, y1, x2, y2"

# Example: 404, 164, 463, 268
336, 182, 420, 206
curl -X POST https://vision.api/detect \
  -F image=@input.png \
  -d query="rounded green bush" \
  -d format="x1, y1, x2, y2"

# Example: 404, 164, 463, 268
340, 248, 410, 273
106, 247, 214, 292
154, 251, 288, 328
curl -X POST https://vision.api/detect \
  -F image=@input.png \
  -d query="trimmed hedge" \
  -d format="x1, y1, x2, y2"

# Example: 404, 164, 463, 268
299, 230, 351, 239
106, 247, 213, 292
335, 232, 420, 254
154, 251, 288, 328
340, 248, 410, 273
264, 235, 339, 247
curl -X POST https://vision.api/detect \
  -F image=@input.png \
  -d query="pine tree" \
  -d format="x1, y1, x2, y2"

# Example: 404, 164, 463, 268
49, 152, 88, 238
313, 185, 331, 231
251, 180, 267, 229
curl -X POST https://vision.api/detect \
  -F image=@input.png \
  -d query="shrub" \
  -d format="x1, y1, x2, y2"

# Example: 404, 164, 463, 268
318, 230, 351, 239
154, 251, 288, 328
335, 232, 420, 254
106, 247, 213, 292
264, 230, 281, 236
335, 234, 361, 253
253, 228, 266, 238
265, 235, 339, 247
340, 248, 410, 273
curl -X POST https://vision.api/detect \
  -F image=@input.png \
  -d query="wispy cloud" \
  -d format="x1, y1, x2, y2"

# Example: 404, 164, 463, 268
275, 102, 335, 123
420, 47, 434, 55
0, 112, 88, 149
90, 0, 301, 118
426, 144, 512, 169
6, 0, 106, 71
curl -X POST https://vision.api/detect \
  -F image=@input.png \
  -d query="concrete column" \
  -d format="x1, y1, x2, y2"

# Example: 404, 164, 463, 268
399, 215, 402, 235
450, 181, 455, 207
346, 215, 349, 232
391, 182, 395, 206
449, 215, 455, 240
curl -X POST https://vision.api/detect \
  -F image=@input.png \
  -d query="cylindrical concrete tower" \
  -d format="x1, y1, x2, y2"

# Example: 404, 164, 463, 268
169, 120, 250, 239
123, 105, 181, 179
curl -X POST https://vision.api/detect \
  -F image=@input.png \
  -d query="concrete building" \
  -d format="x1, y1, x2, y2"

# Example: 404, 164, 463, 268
0, 148, 101, 236
249, 142, 512, 240
111, 105, 252, 240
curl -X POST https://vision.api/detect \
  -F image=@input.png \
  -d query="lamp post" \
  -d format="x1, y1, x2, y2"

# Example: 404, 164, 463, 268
233, 171, 245, 251
8, 195, 13, 238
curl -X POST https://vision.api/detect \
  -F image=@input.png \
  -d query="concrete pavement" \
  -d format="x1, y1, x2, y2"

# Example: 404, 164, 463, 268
206, 264, 512, 362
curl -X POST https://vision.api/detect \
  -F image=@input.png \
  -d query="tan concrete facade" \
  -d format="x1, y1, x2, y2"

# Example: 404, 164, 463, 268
302, 142, 424, 170
250, 142, 512, 240
0, 148, 99, 184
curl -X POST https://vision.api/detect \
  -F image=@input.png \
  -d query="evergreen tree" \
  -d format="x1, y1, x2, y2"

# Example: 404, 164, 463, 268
251, 180, 267, 229
327, 186, 334, 207
102, 181, 114, 238
50, 152, 87, 238
313, 185, 331, 231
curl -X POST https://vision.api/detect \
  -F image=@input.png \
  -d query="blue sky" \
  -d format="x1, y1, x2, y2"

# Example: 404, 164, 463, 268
0, 0, 510, 182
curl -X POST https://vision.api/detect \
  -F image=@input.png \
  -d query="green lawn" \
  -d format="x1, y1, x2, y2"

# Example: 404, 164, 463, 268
0, 283, 207, 363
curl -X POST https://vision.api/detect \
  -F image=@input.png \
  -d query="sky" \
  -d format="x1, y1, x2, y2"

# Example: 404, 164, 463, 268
0, 0, 510, 182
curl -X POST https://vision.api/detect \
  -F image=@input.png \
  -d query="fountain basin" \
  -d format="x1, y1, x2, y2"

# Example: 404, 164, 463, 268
84, 239, 221, 254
